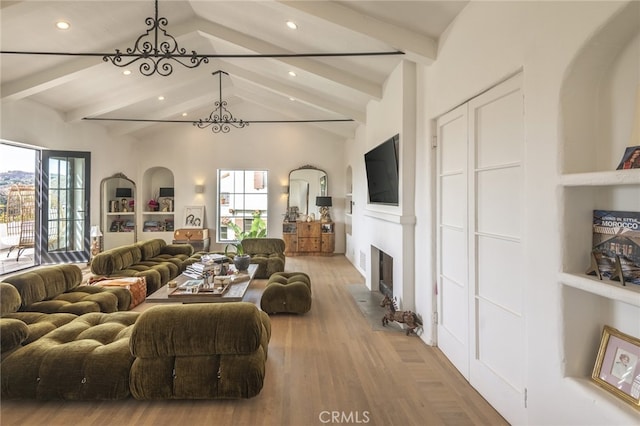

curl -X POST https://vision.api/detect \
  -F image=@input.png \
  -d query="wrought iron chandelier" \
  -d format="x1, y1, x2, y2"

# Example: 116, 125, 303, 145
83, 70, 354, 132
1, 0, 404, 77
194, 70, 248, 133
102, 0, 208, 76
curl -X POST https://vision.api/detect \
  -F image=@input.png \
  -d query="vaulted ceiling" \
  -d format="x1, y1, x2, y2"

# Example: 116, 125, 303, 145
0, 1, 467, 139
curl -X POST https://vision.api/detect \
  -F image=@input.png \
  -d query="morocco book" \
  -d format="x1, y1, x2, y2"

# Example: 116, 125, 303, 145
590, 210, 640, 285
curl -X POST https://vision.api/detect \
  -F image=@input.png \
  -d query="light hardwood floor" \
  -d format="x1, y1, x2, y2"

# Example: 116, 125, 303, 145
1, 255, 508, 426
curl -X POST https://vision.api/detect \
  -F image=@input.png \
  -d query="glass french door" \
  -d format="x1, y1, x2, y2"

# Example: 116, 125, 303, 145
39, 151, 91, 264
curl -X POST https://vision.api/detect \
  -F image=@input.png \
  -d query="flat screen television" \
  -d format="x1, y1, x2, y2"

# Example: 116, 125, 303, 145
364, 134, 399, 205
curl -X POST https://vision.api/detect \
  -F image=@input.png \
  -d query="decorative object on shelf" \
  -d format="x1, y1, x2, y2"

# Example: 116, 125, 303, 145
285, 206, 299, 222
321, 223, 334, 233
592, 325, 640, 409
183, 205, 205, 229
148, 198, 160, 211
610, 255, 627, 287
586, 252, 602, 280
159, 187, 174, 212
380, 295, 423, 336
588, 210, 640, 286
316, 196, 333, 223
143, 220, 162, 232
616, 146, 640, 170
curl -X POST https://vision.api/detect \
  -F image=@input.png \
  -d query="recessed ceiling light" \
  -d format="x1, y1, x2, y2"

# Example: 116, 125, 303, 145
286, 21, 298, 30
158, 96, 165, 101
122, 70, 132, 76
289, 97, 295, 101
182, 112, 188, 117
288, 71, 297, 77
56, 21, 70, 30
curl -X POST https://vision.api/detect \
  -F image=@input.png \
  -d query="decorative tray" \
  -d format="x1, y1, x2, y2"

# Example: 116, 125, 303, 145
168, 279, 230, 297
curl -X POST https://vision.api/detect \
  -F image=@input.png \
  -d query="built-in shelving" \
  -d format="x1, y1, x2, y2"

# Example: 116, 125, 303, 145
558, 3, 640, 420
140, 167, 175, 243
100, 173, 136, 250
559, 272, 640, 307
560, 170, 640, 186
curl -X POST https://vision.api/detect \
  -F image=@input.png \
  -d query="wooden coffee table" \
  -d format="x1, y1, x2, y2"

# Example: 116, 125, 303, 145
146, 264, 258, 304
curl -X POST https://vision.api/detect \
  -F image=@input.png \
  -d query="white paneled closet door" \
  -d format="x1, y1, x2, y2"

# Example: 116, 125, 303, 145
436, 104, 470, 378
437, 73, 526, 425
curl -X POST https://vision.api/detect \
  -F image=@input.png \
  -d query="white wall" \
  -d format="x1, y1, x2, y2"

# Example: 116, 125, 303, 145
348, 61, 418, 318
416, 2, 638, 425
130, 103, 347, 252
345, 1, 638, 425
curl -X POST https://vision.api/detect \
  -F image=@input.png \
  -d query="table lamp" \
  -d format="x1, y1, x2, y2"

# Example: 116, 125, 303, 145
316, 196, 333, 223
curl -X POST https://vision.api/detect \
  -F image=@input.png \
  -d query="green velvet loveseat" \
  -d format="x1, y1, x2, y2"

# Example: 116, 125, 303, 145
90, 238, 196, 294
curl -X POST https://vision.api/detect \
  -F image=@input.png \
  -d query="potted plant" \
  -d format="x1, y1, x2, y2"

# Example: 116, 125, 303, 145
222, 210, 266, 271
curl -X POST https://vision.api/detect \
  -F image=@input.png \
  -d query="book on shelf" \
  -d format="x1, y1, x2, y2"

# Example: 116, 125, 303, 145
589, 210, 640, 285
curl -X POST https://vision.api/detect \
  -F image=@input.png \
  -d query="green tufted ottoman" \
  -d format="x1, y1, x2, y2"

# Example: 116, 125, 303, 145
129, 302, 271, 399
1, 311, 139, 400
260, 272, 312, 314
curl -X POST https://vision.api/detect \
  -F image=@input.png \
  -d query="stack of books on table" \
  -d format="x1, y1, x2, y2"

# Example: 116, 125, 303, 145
183, 262, 214, 279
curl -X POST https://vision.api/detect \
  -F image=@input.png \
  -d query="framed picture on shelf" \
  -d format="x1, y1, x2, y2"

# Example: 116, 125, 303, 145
183, 206, 204, 229
592, 325, 640, 409
616, 145, 640, 170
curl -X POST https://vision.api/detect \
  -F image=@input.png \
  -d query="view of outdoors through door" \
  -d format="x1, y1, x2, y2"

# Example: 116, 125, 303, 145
41, 151, 91, 264
0, 143, 37, 274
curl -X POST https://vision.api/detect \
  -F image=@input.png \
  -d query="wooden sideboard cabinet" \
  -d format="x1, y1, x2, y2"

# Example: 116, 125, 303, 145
283, 221, 334, 256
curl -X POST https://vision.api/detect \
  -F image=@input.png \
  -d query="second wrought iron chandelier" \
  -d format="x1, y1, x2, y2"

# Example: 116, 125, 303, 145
194, 71, 248, 133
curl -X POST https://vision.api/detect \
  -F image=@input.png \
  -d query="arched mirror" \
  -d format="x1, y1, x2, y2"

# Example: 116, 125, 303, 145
100, 173, 136, 250
287, 165, 327, 219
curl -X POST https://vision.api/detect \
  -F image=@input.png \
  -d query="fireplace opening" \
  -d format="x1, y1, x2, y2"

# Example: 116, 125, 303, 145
379, 251, 393, 298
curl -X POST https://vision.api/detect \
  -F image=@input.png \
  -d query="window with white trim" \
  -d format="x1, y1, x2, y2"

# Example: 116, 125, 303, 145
217, 169, 268, 243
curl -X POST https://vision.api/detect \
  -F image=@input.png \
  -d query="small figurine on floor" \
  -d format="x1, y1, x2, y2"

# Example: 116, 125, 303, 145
380, 295, 423, 336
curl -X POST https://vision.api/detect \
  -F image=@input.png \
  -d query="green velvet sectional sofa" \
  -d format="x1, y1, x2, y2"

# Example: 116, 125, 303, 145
90, 238, 196, 294
2, 264, 131, 314
0, 266, 271, 400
